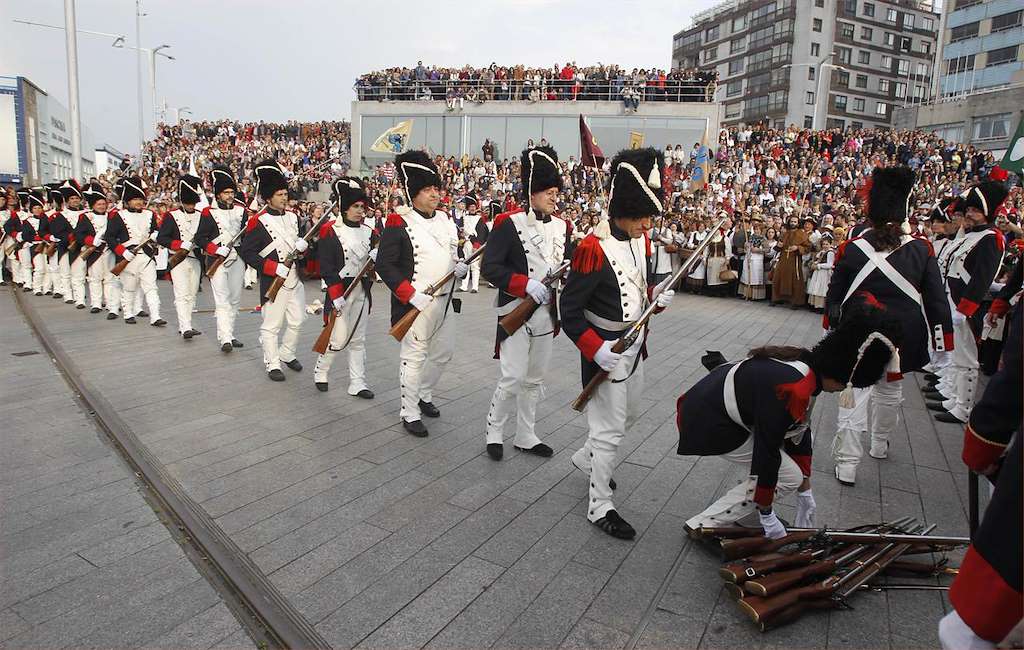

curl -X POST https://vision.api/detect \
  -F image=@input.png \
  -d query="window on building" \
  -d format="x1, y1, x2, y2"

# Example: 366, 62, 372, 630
680, 32, 701, 50
929, 122, 964, 142
914, 84, 926, 100
955, 0, 981, 9
844, 0, 857, 14
837, 70, 851, 86
853, 98, 865, 111
897, 59, 910, 75
902, 13, 914, 29
950, 22, 980, 43
806, 91, 816, 104
836, 95, 849, 110
728, 58, 744, 75
921, 41, 931, 55
811, 42, 821, 56
732, 14, 746, 32
900, 37, 912, 51
863, 2, 875, 17
861, 26, 873, 40
748, 71, 771, 92
725, 103, 742, 119
704, 46, 718, 62
840, 23, 855, 39
746, 94, 769, 114
973, 113, 1011, 140
731, 37, 745, 53
987, 45, 1019, 67
876, 101, 888, 115
922, 17, 934, 31
879, 79, 891, 93
884, 32, 896, 46
991, 10, 1022, 32
814, 18, 823, 32
837, 47, 852, 64
804, 115, 814, 128
855, 74, 868, 88
859, 50, 871, 64
886, 7, 897, 22
727, 80, 743, 96
826, 118, 847, 130
808, 66, 816, 80
705, 25, 720, 42
945, 54, 975, 74
916, 62, 928, 77
895, 81, 908, 98
815, 0, 824, 6
851, 121, 864, 129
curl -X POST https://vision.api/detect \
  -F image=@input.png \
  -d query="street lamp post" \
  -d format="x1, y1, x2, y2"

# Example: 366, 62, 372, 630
62, 0, 83, 180
783, 51, 841, 131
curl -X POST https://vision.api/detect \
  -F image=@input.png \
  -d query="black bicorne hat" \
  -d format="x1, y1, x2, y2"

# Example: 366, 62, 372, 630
210, 165, 238, 195
607, 147, 665, 219
254, 159, 289, 201
120, 175, 147, 203
959, 181, 1009, 223
331, 176, 369, 212
395, 150, 440, 203
28, 187, 47, 209
60, 179, 84, 202
520, 145, 562, 198
178, 174, 203, 205
83, 182, 106, 208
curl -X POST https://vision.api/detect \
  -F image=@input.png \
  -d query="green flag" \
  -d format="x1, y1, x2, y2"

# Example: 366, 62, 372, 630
1001, 118, 1024, 175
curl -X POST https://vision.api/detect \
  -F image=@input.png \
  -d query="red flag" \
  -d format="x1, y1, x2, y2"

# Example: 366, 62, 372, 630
579, 115, 605, 168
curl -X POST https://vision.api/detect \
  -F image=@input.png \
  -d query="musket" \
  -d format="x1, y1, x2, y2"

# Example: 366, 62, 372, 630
313, 251, 377, 355
571, 214, 729, 412
498, 259, 571, 336
389, 243, 488, 342
718, 526, 967, 561
265, 211, 332, 303
204, 226, 248, 279
111, 240, 156, 276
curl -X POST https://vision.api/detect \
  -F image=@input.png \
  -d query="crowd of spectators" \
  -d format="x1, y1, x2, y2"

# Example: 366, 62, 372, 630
354, 62, 717, 106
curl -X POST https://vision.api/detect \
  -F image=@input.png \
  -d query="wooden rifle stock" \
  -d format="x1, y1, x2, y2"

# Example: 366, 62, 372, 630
691, 526, 768, 540
204, 227, 248, 279
78, 244, 97, 259
719, 549, 818, 584
166, 246, 190, 271
313, 254, 376, 355
44, 242, 57, 257
498, 260, 571, 336
388, 243, 488, 342
111, 242, 152, 276
570, 215, 729, 412
720, 530, 817, 561
264, 211, 332, 304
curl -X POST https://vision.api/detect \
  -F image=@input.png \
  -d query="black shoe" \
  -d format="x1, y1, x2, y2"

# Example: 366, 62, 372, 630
151, 318, 167, 327
183, 330, 194, 340
315, 382, 329, 392
487, 443, 504, 460
23, 287, 32, 293
403, 418, 429, 437
187, 329, 202, 337
284, 358, 303, 372
418, 400, 440, 418
221, 342, 233, 353
45, 290, 52, 295
231, 339, 244, 348
268, 369, 286, 381
65, 299, 75, 304
138, 310, 149, 318
52, 293, 62, 299
923, 391, 946, 401
926, 401, 948, 413
90, 307, 101, 314
124, 317, 136, 324
935, 412, 966, 424
353, 389, 374, 399
592, 510, 636, 540
923, 373, 939, 382
515, 442, 553, 457
76, 303, 85, 309
106, 312, 117, 320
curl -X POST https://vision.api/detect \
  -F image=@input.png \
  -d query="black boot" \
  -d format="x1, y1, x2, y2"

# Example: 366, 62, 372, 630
403, 419, 429, 437
231, 339, 244, 348
268, 369, 286, 381
221, 342, 233, 353
315, 382, 329, 392
591, 510, 635, 540
284, 358, 303, 372
487, 443, 504, 461
418, 400, 440, 418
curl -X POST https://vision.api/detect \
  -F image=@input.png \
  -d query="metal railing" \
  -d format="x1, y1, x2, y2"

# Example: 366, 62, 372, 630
353, 78, 718, 104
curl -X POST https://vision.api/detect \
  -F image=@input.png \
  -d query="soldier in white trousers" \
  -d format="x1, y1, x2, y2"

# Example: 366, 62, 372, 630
106, 175, 165, 326
195, 165, 247, 352
239, 159, 309, 381
313, 177, 377, 397
157, 174, 205, 339
74, 182, 120, 317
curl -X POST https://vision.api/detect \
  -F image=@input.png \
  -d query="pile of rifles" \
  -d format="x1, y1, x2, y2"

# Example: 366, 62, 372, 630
689, 517, 970, 631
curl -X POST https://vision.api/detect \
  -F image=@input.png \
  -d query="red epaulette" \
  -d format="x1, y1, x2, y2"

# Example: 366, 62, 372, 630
571, 234, 605, 273
492, 210, 515, 230
384, 213, 406, 228
201, 205, 213, 218
912, 233, 935, 256
994, 228, 1005, 251
643, 232, 651, 258
775, 370, 817, 423
319, 219, 336, 239
107, 209, 119, 220
245, 211, 264, 233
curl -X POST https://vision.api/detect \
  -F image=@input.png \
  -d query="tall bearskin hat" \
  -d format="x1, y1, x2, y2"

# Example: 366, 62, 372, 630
254, 159, 289, 201
28, 187, 47, 210
863, 166, 915, 227
520, 146, 562, 200
178, 174, 203, 205
60, 179, 84, 202
331, 177, 368, 212
120, 175, 147, 203
959, 181, 1009, 223
210, 165, 238, 195
47, 183, 64, 206
607, 147, 665, 219
83, 182, 106, 208
395, 150, 440, 203
811, 302, 902, 390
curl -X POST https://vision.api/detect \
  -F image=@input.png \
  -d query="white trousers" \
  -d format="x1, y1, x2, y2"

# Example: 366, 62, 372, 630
260, 272, 306, 371
48, 252, 71, 298
119, 254, 161, 320
0, 244, 9, 282
398, 295, 455, 421
486, 308, 553, 449
70, 254, 91, 306
169, 257, 200, 333
244, 265, 257, 288
571, 341, 645, 523
940, 314, 980, 422
314, 288, 369, 393
11, 246, 28, 285
42, 251, 55, 293
83, 252, 119, 312
938, 610, 995, 650
684, 435, 805, 530
460, 257, 481, 292
832, 379, 902, 483
210, 259, 244, 344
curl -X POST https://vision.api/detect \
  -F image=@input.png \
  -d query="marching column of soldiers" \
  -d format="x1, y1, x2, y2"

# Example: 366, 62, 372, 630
1, 149, 1019, 645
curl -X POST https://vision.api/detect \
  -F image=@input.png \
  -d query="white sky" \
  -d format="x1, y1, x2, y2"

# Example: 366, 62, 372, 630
1, 0, 723, 153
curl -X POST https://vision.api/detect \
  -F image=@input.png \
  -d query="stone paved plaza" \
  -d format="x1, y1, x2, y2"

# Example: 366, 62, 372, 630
2, 279, 974, 649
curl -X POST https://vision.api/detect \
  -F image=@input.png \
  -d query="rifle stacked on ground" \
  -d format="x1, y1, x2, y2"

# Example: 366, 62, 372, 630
689, 518, 968, 631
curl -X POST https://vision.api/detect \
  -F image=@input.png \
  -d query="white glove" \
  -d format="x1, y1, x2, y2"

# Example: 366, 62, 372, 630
215, 245, 230, 257
453, 261, 469, 279
180, 239, 193, 251
149, 231, 159, 242
562, 266, 571, 280
759, 509, 787, 540
409, 291, 433, 311
368, 248, 378, 262
293, 238, 309, 253
122, 249, 135, 261
274, 263, 290, 279
92, 236, 104, 247
656, 289, 675, 309
14, 232, 22, 242
332, 296, 346, 312
594, 340, 622, 372
652, 274, 674, 296
525, 278, 551, 305
795, 490, 817, 528
952, 309, 967, 327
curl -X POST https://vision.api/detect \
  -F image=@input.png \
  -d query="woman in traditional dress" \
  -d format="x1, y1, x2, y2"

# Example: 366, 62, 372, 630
739, 216, 768, 300
806, 232, 834, 311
